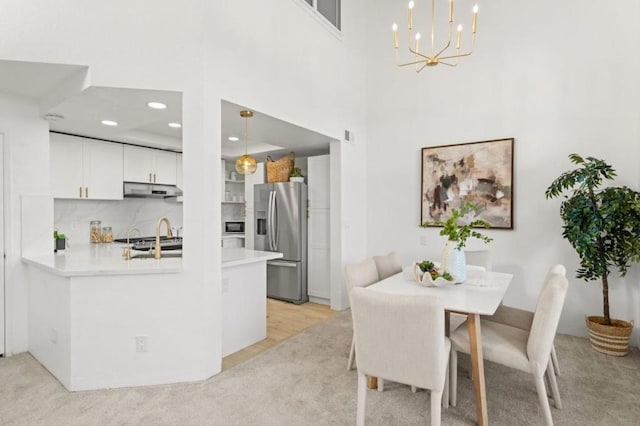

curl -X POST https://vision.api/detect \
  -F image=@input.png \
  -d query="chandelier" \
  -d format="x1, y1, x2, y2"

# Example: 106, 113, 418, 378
392, 0, 478, 71
235, 110, 257, 175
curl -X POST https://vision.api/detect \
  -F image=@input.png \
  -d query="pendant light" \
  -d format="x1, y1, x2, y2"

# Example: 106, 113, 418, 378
235, 110, 257, 175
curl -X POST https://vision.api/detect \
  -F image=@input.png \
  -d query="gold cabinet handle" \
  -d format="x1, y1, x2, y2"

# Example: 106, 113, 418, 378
149, 172, 152, 182
85, 187, 88, 198
79, 187, 83, 198
153, 173, 156, 183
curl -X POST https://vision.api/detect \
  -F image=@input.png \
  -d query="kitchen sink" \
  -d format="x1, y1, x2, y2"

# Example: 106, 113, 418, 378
131, 252, 182, 259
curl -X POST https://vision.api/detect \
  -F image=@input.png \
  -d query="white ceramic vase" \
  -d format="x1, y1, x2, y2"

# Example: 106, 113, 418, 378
441, 240, 466, 283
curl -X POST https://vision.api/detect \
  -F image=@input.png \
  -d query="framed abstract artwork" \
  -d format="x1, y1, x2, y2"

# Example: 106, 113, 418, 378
420, 138, 514, 229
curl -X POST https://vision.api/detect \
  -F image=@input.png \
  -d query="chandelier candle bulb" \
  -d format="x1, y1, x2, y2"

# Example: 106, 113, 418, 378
393, 23, 399, 48
472, 5, 478, 33
408, 1, 414, 30
415, 32, 421, 53
456, 25, 462, 49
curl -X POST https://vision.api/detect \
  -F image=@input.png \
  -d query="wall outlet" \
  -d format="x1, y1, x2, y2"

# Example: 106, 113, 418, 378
135, 335, 148, 352
71, 221, 79, 231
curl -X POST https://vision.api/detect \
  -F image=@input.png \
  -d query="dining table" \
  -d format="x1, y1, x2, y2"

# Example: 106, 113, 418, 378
367, 267, 513, 426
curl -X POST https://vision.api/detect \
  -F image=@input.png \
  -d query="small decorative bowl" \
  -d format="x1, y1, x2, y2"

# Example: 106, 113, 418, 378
414, 264, 456, 287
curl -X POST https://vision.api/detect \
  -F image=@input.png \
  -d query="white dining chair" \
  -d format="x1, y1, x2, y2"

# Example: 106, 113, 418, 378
449, 266, 568, 426
344, 258, 380, 372
482, 264, 566, 376
464, 249, 492, 271
373, 251, 402, 280
350, 287, 450, 426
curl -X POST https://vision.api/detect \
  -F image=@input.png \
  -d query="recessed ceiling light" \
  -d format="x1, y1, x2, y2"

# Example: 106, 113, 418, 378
101, 120, 118, 126
147, 102, 167, 110
228, 136, 239, 141
168, 122, 182, 128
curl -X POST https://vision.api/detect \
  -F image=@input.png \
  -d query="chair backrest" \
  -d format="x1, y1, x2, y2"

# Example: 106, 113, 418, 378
526, 269, 569, 375
344, 258, 380, 295
350, 287, 449, 391
464, 249, 492, 271
373, 251, 402, 280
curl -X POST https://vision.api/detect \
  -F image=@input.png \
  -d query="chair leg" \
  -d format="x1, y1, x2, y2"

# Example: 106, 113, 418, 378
547, 356, 562, 409
348, 336, 356, 371
534, 375, 554, 426
430, 390, 442, 426
357, 371, 367, 426
442, 357, 450, 408
551, 344, 560, 376
378, 379, 385, 392
449, 348, 458, 407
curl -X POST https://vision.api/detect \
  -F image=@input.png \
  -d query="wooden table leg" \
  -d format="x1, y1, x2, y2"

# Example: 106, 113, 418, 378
368, 376, 378, 389
468, 313, 488, 426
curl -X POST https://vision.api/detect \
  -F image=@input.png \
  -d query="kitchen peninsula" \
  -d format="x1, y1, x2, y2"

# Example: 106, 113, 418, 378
23, 244, 282, 391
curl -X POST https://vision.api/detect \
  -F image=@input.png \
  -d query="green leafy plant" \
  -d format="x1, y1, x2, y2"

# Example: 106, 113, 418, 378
545, 154, 640, 326
421, 202, 493, 250
290, 167, 304, 178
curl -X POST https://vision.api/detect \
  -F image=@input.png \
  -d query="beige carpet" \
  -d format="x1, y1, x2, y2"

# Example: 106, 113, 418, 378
1, 311, 640, 425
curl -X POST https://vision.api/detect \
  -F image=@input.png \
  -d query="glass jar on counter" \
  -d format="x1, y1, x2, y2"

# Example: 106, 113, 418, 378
101, 226, 113, 243
90, 220, 102, 243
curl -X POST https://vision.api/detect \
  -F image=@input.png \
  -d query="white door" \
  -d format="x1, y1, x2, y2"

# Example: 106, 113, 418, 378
1, 134, 5, 355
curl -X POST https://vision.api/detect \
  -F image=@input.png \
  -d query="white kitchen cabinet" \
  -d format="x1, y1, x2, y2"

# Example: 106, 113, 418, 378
123, 145, 177, 185
50, 133, 123, 200
222, 237, 244, 248
307, 155, 331, 302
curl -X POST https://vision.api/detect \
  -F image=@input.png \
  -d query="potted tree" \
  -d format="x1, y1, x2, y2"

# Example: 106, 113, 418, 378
421, 202, 493, 282
546, 154, 640, 356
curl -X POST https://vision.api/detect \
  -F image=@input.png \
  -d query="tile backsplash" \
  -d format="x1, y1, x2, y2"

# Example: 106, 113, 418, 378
54, 198, 183, 244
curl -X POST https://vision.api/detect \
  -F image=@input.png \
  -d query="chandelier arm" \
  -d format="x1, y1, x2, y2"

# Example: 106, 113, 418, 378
408, 47, 429, 60
416, 62, 429, 73
438, 60, 458, 67
438, 50, 473, 61
433, 21, 454, 61
396, 58, 429, 67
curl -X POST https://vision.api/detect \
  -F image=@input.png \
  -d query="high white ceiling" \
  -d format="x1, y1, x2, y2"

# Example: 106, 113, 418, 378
1, 59, 333, 159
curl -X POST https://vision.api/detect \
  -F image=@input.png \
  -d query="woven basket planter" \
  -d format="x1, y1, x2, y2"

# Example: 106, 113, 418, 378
585, 316, 634, 356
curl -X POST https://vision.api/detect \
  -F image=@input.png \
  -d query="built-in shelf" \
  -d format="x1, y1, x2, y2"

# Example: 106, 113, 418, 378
222, 201, 245, 204
225, 179, 245, 183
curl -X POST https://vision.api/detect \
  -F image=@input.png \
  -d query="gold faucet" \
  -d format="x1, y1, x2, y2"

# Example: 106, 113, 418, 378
154, 217, 173, 259
122, 227, 141, 260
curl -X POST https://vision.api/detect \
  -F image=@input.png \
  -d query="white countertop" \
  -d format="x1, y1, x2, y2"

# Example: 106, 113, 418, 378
222, 248, 282, 268
22, 244, 283, 276
22, 243, 183, 277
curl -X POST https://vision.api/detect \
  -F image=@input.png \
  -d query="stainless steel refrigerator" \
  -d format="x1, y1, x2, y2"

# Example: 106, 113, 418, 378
254, 182, 308, 304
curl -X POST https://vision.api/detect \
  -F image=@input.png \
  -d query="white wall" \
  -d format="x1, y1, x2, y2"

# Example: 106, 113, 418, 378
0, 0, 369, 382
0, 94, 51, 354
365, 0, 640, 345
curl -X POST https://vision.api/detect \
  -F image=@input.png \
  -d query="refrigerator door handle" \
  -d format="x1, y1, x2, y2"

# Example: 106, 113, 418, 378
268, 191, 276, 251
273, 190, 279, 250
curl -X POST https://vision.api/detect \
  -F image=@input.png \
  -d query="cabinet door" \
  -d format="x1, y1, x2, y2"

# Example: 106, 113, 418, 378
123, 145, 154, 183
83, 140, 123, 200
244, 209, 254, 249
308, 155, 330, 208
307, 155, 331, 300
50, 133, 84, 198
153, 150, 177, 185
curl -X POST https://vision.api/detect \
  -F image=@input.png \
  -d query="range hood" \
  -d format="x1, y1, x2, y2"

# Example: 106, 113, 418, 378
123, 182, 183, 199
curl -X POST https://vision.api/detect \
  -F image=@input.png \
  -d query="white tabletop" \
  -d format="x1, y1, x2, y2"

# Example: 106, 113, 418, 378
368, 268, 513, 316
